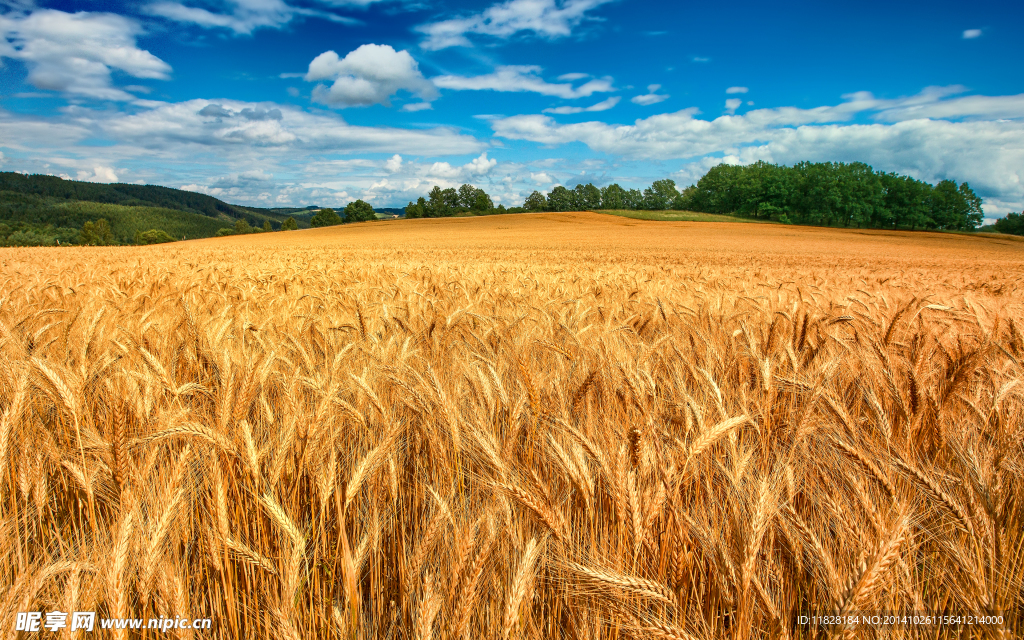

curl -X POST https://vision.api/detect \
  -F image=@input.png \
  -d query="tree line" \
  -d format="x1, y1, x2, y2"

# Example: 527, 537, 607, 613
308, 200, 376, 226
404, 184, 515, 218
516, 161, 985, 231
993, 212, 1024, 236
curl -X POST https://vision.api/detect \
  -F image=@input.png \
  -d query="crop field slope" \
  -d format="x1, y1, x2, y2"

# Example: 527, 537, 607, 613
1, 212, 1022, 638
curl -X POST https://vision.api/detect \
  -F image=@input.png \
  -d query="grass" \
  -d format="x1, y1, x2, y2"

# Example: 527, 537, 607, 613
594, 209, 772, 223
1, 212, 1022, 639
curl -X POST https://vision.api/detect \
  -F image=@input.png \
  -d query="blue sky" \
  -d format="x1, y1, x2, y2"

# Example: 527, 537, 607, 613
0, 0, 1022, 216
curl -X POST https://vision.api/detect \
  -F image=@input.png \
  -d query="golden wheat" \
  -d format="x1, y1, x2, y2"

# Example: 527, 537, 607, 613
0, 212, 1022, 638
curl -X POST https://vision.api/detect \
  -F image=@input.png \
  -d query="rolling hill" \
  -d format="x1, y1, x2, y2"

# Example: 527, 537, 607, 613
0, 172, 316, 245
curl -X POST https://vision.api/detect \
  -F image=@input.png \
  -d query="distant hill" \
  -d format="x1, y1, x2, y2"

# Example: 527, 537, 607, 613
374, 207, 406, 217
0, 172, 314, 246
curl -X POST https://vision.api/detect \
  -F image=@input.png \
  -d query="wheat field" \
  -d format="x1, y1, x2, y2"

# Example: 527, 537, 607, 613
1, 212, 1023, 639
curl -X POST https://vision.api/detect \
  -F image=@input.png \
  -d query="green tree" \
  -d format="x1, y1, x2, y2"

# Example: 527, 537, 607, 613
427, 186, 447, 217
881, 173, 932, 230
472, 188, 493, 212
601, 184, 626, 209
993, 212, 1024, 236
644, 179, 678, 210
135, 229, 175, 244
458, 184, 478, 209
673, 185, 697, 210
524, 191, 547, 211
574, 183, 601, 210
441, 188, 459, 215
405, 197, 428, 218
281, 217, 298, 230
547, 186, 573, 212
80, 218, 115, 245
623, 188, 644, 210
931, 179, 965, 230
958, 182, 984, 230
310, 208, 342, 227
344, 200, 376, 223
262, 220, 273, 232
234, 218, 254, 234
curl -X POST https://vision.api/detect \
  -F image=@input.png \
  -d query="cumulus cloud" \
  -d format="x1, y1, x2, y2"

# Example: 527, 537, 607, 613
962, 29, 982, 39
417, 0, 615, 50
76, 166, 120, 182
490, 88, 1024, 213
543, 96, 619, 114
726, 86, 748, 94
0, 10, 171, 100
465, 152, 497, 175
423, 153, 496, 181
725, 98, 742, 114
305, 44, 437, 108
401, 102, 433, 112
434, 65, 614, 99
631, 84, 668, 106
384, 154, 402, 172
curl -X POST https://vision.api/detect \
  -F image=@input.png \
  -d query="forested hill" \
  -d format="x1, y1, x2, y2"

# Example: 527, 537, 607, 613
0, 172, 314, 246
0, 172, 247, 217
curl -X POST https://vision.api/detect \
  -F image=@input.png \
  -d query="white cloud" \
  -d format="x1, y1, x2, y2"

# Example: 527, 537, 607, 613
73, 166, 120, 182
543, 96, 619, 114
631, 84, 668, 106
726, 86, 748, 94
425, 161, 462, 180
147, 0, 359, 35
434, 65, 614, 99
206, 169, 274, 188
691, 56, 710, 63
384, 153, 402, 172
0, 99, 483, 166
872, 92, 1024, 121
0, 10, 171, 100
401, 102, 433, 112
530, 171, 553, 183
962, 29, 982, 39
305, 44, 437, 108
489, 88, 1024, 213
465, 152, 497, 175
417, 0, 615, 50
423, 153, 496, 181
725, 98, 742, 114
